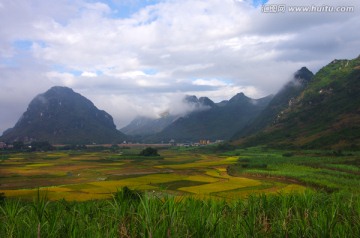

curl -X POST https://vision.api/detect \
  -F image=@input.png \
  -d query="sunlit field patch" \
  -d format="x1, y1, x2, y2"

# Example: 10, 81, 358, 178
26, 163, 54, 167
5, 157, 25, 161
62, 183, 100, 190
186, 175, 219, 183
157, 180, 208, 190
82, 173, 188, 193
179, 177, 261, 194
156, 156, 237, 169
205, 168, 222, 178
0, 189, 36, 198
214, 182, 307, 199
224, 157, 238, 162
124, 173, 183, 182
2, 186, 108, 201
83, 180, 157, 193
281, 184, 307, 193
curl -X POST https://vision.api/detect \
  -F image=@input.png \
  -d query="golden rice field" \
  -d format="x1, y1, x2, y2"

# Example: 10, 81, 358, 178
0, 148, 306, 201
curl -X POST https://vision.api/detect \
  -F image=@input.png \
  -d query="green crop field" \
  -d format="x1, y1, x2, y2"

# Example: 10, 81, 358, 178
0, 147, 315, 201
1, 146, 360, 237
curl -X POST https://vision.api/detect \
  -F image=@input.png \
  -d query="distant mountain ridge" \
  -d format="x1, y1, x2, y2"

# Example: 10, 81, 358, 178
120, 114, 178, 136
143, 93, 273, 142
120, 95, 213, 136
1, 86, 127, 144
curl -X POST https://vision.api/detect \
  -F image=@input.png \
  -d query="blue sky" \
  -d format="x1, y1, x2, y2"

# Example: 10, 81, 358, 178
87, 0, 269, 18
13, 40, 33, 51
95, 0, 162, 18
252, 0, 268, 7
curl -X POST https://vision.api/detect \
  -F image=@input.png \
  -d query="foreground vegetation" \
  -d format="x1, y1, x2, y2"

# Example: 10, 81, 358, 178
1, 188, 359, 237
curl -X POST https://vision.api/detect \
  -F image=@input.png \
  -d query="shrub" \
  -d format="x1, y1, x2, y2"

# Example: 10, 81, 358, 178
282, 152, 294, 157
139, 147, 160, 156
241, 163, 268, 169
29, 141, 54, 151
238, 158, 251, 163
113, 186, 142, 202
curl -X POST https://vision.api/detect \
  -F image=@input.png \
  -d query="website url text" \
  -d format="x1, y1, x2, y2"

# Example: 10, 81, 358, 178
262, 4, 355, 13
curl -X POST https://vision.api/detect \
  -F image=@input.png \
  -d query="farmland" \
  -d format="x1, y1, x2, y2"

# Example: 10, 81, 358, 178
1, 146, 359, 200
1, 145, 360, 237
0, 146, 307, 201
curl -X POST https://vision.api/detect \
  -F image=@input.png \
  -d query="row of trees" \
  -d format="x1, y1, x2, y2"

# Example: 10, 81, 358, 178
2, 142, 161, 156
6, 141, 54, 152
2, 142, 124, 152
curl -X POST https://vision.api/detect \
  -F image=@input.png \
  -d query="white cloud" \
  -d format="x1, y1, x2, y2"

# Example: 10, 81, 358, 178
192, 79, 229, 87
81, 71, 98, 77
46, 71, 76, 87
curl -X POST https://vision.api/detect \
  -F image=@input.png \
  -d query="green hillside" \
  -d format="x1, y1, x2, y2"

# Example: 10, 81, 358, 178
234, 55, 360, 149
233, 67, 314, 138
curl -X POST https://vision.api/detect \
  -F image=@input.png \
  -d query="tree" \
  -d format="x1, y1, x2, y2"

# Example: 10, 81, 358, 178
110, 144, 120, 152
30, 141, 54, 151
139, 147, 159, 156
13, 141, 25, 151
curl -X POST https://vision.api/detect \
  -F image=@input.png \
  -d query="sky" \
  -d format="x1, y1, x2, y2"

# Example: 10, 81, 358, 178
0, 0, 359, 134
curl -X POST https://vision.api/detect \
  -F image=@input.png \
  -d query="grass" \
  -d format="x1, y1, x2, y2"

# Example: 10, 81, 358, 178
0, 189, 359, 237
325, 163, 360, 172
227, 147, 360, 192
